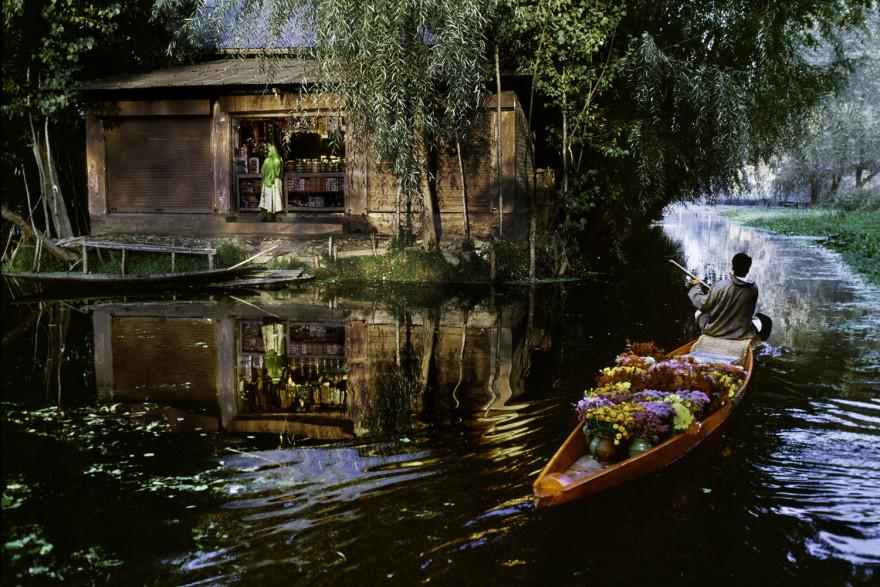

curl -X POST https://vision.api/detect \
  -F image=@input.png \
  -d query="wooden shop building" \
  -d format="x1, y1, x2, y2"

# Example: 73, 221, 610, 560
82, 58, 536, 240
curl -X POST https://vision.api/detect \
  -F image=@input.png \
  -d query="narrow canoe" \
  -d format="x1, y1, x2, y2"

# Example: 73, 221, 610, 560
532, 339, 754, 507
3, 265, 260, 289
207, 269, 313, 289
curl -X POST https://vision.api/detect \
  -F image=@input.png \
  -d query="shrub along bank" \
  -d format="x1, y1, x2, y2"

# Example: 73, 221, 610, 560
315, 248, 490, 284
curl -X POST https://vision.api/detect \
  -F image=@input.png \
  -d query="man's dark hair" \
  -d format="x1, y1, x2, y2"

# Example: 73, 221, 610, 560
732, 252, 752, 277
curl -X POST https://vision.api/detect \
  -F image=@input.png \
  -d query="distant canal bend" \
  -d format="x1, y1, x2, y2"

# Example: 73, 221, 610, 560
1, 206, 878, 584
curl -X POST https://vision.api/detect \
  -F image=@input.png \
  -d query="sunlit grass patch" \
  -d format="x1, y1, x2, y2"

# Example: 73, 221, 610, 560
720, 207, 880, 284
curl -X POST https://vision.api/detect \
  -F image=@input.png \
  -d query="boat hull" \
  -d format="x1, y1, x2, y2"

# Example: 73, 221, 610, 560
533, 340, 754, 507
1, 266, 265, 299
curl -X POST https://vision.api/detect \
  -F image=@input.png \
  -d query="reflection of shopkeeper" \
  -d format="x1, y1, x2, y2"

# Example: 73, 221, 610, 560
259, 145, 283, 221
261, 321, 286, 384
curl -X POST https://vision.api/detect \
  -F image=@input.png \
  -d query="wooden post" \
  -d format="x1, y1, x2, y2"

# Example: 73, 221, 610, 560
328, 236, 333, 260
121, 248, 126, 276
208, 254, 214, 270
171, 252, 176, 272
82, 244, 88, 274
490, 247, 497, 282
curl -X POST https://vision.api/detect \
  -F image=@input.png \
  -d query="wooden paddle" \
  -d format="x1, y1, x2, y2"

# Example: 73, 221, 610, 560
668, 259, 709, 288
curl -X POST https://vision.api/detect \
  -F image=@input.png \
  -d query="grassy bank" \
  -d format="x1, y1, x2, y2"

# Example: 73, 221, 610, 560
719, 207, 880, 284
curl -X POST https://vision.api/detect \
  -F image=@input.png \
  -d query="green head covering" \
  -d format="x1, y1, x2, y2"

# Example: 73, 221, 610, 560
261, 145, 283, 185
264, 350, 284, 384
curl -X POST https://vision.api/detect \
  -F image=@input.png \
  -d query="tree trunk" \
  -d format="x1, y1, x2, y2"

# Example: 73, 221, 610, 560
562, 87, 568, 194
451, 309, 469, 409
1, 207, 79, 264
43, 118, 73, 238
417, 308, 440, 413
809, 177, 820, 205
829, 172, 842, 197
456, 135, 470, 241
29, 115, 73, 239
495, 45, 503, 239
861, 169, 878, 187
44, 304, 71, 405
419, 141, 439, 252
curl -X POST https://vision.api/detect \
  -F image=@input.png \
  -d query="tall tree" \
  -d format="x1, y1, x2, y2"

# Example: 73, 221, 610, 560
1, 0, 121, 238
772, 11, 880, 201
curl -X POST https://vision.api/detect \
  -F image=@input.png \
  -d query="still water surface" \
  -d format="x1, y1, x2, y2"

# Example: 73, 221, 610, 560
2, 206, 878, 585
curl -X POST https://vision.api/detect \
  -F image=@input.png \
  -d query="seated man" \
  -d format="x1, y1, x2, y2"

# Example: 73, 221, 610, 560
688, 252, 758, 340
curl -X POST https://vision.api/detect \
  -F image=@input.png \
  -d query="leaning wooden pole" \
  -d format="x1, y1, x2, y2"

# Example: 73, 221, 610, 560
1, 207, 79, 264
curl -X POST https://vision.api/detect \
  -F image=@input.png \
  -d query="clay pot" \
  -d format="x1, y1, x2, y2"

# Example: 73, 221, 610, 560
588, 435, 602, 456
628, 438, 652, 458
595, 437, 622, 462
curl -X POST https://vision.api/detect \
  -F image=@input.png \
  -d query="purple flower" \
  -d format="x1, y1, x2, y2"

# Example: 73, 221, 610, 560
675, 390, 710, 408
632, 390, 668, 402
632, 400, 674, 439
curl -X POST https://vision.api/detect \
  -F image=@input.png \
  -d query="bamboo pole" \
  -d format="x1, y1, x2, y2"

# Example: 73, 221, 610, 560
229, 244, 279, 269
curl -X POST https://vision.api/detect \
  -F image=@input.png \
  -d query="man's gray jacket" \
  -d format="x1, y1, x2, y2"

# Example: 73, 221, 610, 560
688, 276, 758, 340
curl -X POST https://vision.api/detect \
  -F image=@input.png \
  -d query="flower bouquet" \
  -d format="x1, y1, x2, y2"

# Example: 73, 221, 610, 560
577, 343, 745, 462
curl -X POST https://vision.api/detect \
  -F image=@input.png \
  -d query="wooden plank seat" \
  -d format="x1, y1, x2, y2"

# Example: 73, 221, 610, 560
56, 237, 217, 274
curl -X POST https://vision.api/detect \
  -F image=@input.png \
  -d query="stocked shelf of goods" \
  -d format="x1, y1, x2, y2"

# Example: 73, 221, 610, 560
285, 170, 345, 210
237, 174, 263, 212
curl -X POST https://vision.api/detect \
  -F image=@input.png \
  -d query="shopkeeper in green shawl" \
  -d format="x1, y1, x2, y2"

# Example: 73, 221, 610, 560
259, 145, 284, 221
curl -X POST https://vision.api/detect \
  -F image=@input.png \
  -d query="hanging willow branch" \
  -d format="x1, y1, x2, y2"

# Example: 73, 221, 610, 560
183, 0, 493, 248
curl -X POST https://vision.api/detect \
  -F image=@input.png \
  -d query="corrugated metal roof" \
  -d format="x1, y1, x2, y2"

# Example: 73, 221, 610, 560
81, 58, 319, 91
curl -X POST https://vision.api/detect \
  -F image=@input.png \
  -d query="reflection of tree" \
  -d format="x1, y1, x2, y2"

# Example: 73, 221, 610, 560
363, 362, 421, 436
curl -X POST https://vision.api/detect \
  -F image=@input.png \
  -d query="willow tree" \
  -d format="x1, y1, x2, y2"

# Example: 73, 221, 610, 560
177, 0, 493, 250
602, 1, 873, 247
499, 0, 873, 256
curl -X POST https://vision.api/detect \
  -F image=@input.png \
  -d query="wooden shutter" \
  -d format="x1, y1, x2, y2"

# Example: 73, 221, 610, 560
106, 117, 213, 213
111, 317, 218, 410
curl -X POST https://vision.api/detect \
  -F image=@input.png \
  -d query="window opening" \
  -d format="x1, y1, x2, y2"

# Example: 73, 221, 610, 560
233, 115, 346, 213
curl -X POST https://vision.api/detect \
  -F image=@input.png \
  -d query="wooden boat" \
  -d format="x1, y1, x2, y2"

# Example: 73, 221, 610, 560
533, 339, 754, 507
207, 269, 313, 290
3, 265, 261, 291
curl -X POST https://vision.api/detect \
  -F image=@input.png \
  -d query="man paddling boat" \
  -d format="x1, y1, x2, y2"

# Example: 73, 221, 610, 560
688, 252, 759, 340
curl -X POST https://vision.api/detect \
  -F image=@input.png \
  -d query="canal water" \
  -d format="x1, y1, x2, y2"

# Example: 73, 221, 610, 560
2, 207, 878, 584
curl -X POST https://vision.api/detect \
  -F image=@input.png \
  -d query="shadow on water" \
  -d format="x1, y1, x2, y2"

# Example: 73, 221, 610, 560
2, 206, 878, 584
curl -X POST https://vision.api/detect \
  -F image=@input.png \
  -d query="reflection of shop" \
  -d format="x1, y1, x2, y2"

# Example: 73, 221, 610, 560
233, 115, 346, 213
238, 319, 347, 414
89, 296, 529, 439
